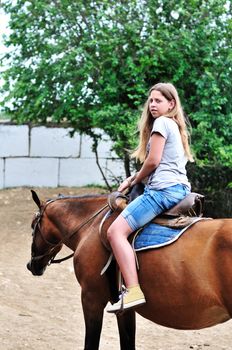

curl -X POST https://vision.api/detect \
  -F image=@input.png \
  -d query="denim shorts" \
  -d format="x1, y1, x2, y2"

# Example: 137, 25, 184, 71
122, 184, 190, 231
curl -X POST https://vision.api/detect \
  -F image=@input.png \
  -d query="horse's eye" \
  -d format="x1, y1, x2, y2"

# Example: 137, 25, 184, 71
31, 220, 36, 230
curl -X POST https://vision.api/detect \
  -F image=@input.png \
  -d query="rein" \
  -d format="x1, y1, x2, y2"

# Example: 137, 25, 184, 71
67, 203, 109, 241
32, 198, 109, 264
52, 203, 109, 264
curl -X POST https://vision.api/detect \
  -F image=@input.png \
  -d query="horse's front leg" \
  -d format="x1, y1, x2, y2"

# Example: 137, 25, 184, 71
81, 290, 105, 350
116, 310, 136, 350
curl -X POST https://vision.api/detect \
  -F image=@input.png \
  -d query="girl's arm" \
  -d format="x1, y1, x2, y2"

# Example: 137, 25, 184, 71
130, 132, 165, 186
118, 133, 165, 192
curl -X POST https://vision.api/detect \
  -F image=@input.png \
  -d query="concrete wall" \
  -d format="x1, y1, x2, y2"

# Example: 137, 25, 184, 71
0, 123, 125, 188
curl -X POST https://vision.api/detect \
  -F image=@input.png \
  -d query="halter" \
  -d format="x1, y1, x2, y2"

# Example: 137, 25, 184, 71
31, 198, 109, 264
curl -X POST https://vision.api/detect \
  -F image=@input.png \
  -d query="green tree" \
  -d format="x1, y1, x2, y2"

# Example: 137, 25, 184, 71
1, 0, 232, 179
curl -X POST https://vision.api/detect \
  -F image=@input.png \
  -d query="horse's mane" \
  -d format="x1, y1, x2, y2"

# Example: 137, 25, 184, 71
45, 193, 108, 204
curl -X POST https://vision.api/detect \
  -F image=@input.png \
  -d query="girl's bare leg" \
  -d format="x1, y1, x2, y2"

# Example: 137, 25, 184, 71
107, 215, 138, 287
107, 215, 145, 313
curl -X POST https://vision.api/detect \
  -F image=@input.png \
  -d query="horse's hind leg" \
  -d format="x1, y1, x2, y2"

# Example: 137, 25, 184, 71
117, 310, 136, 350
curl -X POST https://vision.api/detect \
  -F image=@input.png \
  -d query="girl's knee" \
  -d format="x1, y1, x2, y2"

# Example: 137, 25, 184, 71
107, 215, 133, 243
107, 224, 117, 242
107, 224, 125, 243
107, 226, 113, 241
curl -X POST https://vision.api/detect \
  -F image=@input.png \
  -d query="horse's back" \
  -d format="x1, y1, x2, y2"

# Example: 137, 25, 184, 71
136, 219, 232, 330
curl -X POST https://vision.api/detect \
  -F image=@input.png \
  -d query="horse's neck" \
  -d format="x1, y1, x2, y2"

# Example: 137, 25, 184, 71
47, 195, 108, 249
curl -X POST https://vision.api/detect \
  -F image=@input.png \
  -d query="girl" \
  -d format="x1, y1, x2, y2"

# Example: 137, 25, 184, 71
107, 82, 194, 313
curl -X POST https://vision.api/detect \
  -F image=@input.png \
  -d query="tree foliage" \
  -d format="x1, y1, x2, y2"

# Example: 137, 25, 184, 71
1, 0, 232, 175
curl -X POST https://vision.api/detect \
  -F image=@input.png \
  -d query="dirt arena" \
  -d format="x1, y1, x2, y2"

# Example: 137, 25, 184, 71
0, 187, 231, 350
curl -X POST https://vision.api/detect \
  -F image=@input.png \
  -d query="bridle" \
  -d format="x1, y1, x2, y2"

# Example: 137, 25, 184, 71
31, 199, 109, 265
31, 208, 64, 265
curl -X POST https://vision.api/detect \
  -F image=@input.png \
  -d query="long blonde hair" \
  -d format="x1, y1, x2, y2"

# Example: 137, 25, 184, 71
131, 82, 194, 163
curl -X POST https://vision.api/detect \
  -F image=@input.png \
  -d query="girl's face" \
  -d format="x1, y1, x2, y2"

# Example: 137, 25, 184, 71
149, 90, 175, 118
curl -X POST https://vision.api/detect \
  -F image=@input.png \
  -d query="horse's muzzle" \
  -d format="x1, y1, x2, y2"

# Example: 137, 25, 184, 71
26, 260, 45, 276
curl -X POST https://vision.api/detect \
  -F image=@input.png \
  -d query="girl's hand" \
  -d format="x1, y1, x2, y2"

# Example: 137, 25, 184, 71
117, 177, 133, 192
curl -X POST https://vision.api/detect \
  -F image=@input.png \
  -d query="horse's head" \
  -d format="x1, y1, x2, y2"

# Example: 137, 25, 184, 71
27, 190, 63, 276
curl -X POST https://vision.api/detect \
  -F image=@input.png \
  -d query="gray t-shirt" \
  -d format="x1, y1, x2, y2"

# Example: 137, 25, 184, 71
147, 116, 191, 190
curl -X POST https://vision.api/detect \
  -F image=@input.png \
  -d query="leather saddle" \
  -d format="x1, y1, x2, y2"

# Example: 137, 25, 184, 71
108, 184, 205, 219
108, 183, 205, 228
100, 184, 205, 251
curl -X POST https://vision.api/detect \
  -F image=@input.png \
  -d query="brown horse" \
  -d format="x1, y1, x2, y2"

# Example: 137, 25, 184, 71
27, 190, 232, 350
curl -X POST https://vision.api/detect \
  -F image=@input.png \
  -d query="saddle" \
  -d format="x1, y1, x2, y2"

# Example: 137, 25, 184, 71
100, 184, 205, 251
99, 184, 204, 283
153, 192, 205, 227
108, 188, 204, 220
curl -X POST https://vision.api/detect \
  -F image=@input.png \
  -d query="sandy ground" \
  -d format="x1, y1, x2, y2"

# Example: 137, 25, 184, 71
0, 187, 232, 350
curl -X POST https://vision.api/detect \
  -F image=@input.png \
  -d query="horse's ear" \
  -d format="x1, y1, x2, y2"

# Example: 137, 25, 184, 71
31, 190, 41, 209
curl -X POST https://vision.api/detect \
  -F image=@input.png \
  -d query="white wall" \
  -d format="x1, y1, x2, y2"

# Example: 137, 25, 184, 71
0, 123, 125, 188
